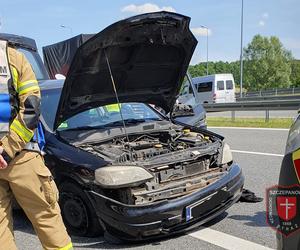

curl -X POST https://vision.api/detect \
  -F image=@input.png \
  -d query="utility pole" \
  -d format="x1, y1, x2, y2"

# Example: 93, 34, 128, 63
239, 0, 244, 98
200, 25, 209, 75
206, 27, 209, 75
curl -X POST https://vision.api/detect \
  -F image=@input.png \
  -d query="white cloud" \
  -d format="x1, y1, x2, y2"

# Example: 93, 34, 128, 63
262, 12, 269, 19
258, 20, 265, 27
121, 3, 176, 14
191, 27, 212, 37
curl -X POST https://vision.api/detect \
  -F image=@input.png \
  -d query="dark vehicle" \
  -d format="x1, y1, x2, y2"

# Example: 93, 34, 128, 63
277, 112, 300, 250
43, 34, 94, 79
0, 33, 49, 80
176, 73, 207, 129
39, 12, 244, 241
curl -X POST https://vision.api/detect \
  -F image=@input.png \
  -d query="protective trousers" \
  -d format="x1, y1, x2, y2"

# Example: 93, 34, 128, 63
0, 151, 72, 250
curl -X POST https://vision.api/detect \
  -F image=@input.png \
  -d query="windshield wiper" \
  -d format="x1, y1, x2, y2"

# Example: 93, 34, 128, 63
60, 126, 102, 131
104, 118, 162, 127
104, 118, 146, 127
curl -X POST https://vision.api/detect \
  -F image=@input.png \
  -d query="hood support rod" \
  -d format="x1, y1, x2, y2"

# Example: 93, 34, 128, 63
104, 49, 133, 160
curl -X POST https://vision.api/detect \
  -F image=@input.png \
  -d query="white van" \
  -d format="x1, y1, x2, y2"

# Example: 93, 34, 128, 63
179, 74, 236, 104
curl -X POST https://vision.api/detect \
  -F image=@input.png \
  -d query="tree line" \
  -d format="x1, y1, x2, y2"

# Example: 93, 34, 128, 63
189, 35, 300, 91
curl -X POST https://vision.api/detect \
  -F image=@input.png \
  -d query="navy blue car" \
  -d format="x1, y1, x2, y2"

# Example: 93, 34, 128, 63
38, 12, 244, 241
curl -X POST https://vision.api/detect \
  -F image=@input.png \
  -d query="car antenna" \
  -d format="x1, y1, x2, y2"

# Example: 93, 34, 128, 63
104, 49, 134, 161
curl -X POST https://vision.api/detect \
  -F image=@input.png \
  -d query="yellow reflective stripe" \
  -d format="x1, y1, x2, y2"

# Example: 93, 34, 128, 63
11, 66, 18, 91
292, 148, 300, 161
10, 120, 34, 142
57, 242, 73, 250
292, 149, 300, 183
18, 84, 40, 95
18, 79, 38, 88
17, 80, 39, 95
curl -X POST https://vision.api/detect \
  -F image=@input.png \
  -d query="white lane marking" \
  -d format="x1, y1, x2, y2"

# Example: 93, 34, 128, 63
231, 149, 284, 157
189, 227, 274, 250
209, 126, 289, 131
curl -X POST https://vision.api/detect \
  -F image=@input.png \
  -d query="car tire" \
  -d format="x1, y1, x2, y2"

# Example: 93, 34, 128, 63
59, 181, 104, 237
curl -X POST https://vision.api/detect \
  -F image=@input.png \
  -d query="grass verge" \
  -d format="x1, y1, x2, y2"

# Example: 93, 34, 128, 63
207, 117, 293, 128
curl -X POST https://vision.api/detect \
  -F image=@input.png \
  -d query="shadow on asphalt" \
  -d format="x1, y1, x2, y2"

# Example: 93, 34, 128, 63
13, 208, 230, 248
227, 211, 267, 227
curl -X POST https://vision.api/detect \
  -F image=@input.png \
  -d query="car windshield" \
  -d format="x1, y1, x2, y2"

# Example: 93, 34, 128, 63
41, 88, 163, 131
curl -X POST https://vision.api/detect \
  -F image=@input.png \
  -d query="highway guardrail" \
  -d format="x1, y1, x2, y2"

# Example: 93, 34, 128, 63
236, 87, 300, 98
203, 99, 300, 121
236, 95, 300, 102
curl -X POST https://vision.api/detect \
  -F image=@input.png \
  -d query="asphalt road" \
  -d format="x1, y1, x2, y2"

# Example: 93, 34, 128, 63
13, 127, 289, 250
207, 110, 297, 119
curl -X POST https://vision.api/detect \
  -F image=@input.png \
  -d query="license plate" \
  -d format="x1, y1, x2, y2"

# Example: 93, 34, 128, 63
186, 190, 229, 221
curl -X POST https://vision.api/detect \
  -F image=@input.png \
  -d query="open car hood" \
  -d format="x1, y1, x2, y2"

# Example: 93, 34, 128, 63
54, 12, 197, 130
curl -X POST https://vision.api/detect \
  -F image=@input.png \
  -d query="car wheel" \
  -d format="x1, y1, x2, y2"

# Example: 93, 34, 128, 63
59, 181, 104, 237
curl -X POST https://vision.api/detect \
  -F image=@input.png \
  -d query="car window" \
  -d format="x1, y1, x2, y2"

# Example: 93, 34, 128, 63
18, 48, 49, 80
179, 84, 189, 95
197, 82, 212, 92
226, 80, 233, 90
179, 82, 193, 96
217, 81, 224, 91
40, 88, 162, 131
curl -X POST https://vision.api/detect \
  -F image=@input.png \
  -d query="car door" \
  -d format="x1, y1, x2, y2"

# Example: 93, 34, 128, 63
177, 82, 195, 105
225, 80, 235, 103
216, 80, 226, 103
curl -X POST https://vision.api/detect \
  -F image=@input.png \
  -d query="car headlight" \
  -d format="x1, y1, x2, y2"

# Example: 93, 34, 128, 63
221, 143, 233, 164
286, 115, 300, 155
95, 165, 154, 188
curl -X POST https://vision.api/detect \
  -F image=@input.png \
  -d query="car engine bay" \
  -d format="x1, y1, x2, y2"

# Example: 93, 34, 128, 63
79, 128, 230, 205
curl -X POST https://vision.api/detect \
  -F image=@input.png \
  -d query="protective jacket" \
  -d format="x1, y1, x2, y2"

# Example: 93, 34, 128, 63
0, 40, 41, 162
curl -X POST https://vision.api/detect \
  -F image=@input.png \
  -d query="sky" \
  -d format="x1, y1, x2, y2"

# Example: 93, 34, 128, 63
0, 0, 299, 65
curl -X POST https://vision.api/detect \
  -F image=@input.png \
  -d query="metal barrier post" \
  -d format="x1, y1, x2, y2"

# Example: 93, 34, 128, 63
231, 111, 236, 122
265, 110, 270, 122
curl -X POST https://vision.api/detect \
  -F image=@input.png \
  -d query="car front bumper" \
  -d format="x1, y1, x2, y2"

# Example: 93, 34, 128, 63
87, 163, 244, 241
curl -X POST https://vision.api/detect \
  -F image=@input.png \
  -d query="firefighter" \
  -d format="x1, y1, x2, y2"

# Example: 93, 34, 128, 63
0, 40, 73, 250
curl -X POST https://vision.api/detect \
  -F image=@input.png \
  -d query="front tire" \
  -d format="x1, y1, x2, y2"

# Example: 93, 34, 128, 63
59, 181, 104, 237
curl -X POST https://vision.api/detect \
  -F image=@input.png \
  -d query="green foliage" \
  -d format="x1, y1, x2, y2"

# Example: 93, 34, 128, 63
189, 61, 240, 85
243, 35, 292, 90
189, 35, 300, 91
290, 60, 300, 87
207, 117, 293, 128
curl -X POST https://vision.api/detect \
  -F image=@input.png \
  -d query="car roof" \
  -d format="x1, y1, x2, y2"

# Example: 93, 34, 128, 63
0, 33, 37, 51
